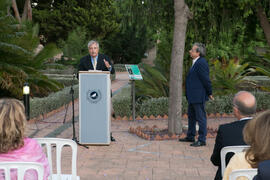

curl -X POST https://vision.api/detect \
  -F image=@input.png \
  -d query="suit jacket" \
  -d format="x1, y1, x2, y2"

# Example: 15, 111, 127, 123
253, 160, 270, 180
185, 57, 212, 104
210, 118, 251, 180
78, 54, 115, 74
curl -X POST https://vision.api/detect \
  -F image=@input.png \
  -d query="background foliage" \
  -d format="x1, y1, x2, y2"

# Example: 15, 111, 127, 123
0, 1, 62, 98
32, 0, 119, 44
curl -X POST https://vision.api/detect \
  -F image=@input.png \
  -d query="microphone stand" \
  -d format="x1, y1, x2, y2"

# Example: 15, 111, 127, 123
70, 73, 88, 149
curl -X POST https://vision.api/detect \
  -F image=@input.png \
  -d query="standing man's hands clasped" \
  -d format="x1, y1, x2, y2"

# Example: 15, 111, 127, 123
209, 95, 214, 100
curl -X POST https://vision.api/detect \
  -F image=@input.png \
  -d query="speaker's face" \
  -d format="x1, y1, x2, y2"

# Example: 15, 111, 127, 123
88, 43, 99, 58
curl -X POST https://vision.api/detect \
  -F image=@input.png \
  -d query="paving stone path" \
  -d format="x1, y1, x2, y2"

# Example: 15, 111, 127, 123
26, 72, 235, 180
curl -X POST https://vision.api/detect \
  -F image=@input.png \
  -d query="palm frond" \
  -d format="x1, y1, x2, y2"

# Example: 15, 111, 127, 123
0, 4, 64, 98
31, 43, 61, 68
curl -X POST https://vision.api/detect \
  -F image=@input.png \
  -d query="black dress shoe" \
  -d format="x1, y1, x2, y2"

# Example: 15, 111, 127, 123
190, 141, 206, 147
111, 135, 116, 142
179, 137, 195, 142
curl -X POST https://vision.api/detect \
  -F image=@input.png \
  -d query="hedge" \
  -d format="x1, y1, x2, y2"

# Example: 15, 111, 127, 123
30, 83, 270, 119
114, 64, 127, 72
113, 91, 270, 117
30, 85, 79, 118
112, 86, 132, 117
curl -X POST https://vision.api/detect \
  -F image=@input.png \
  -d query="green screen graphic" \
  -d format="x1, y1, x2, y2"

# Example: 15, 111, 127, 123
125, 65, 143, 80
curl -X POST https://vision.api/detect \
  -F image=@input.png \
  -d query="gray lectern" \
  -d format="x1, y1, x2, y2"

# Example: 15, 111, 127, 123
79, 71, 111, 145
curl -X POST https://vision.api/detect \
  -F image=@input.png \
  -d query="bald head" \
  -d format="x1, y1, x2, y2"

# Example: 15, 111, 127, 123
233, 91, 256, 117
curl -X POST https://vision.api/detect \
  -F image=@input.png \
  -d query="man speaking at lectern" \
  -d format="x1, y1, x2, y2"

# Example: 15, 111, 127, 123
78, 40, 116, 141
78, 40, 115, 74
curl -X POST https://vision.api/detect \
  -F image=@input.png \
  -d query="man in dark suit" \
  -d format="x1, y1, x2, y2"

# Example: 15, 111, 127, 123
210, 91, 257, 180
179, 42, 213, 147
78, 40, 116, 141
253, 160, 270, 180
78, 40, 115, 74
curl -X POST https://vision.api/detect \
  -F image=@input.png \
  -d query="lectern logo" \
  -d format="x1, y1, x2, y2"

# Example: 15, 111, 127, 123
87, 89, 102, 103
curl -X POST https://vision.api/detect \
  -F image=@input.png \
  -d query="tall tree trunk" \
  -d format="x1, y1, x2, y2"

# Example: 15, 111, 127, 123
11, 0, 21, 23
168, 0, 192, 134
22, 0, 32, 21
257, 3, 270, 47
27, 0, 32, 21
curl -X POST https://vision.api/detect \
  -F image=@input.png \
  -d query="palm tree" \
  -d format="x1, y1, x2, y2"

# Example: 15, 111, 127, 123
135, 63, 169, 98
0, 1, 62, 99
211, 58, 254, 95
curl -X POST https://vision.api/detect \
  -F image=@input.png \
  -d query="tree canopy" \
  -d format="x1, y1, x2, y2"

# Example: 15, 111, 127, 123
32, 0, 120, 43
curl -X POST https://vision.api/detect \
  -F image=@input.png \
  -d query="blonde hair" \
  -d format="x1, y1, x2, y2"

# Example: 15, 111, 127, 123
0, 98, 26, 153
244, 110, 270, 168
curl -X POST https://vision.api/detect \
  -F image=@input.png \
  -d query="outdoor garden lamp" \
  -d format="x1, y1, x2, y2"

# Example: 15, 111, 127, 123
23, 82, 30, 120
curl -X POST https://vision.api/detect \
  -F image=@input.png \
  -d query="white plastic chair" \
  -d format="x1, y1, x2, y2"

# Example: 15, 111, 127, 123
35, 138, 80, 180
0, 162, 44, 180
221, 145, 250, 177
229, 169, 258, 180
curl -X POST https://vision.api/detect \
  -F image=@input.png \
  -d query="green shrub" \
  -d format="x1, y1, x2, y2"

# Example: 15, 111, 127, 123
52, 78, 78, 87
41, 67, 75, 74
30, 85, 79, 118
253, 91, 270, 111
44, 63, 66, 69
112, 91, 270, 117
43, 74, 78, 87
112, 96, 132, 117
112, 85, 132, 117
29, 83, 270, 119
182, 98, 188, 115
111, 74, 116, 81
210, 59, 254, 96
138, 97, 188, 117
242, 76, 270, 90
114, 64, 127, 72
205, 95, 233, 114
139, 97, 168, 117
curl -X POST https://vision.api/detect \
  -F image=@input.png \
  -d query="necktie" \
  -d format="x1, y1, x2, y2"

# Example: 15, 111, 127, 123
93, 57, 97, 70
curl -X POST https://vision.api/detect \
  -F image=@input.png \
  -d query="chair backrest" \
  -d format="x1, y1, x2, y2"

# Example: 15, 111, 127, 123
34, 138, 78, 179
221, 145, 250, 177
0, 162, 44, 180
229, 169, 258, 180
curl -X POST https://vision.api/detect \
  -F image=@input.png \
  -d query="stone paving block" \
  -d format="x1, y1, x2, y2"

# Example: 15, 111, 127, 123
184, 167, 199, 176
97, 168, 125, 176
126, 160, 143, 168
121, 175, 140, 180
138, 167, 153, 180
80, 174, 106, 180
111, 159, 128, 168
142, 160, 159, 168
123, 169, 140, 177
153, 175, 173, 180
198, 167, 217, 177
169, 160, 186, 169
137, 176, 152, 180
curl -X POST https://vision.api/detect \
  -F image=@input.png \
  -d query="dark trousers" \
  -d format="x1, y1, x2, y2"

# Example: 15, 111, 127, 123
187, 103, 207, 142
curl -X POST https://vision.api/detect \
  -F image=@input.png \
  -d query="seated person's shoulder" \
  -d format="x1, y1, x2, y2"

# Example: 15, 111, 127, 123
259, 160, 270, 167
219, 120, 245, 130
